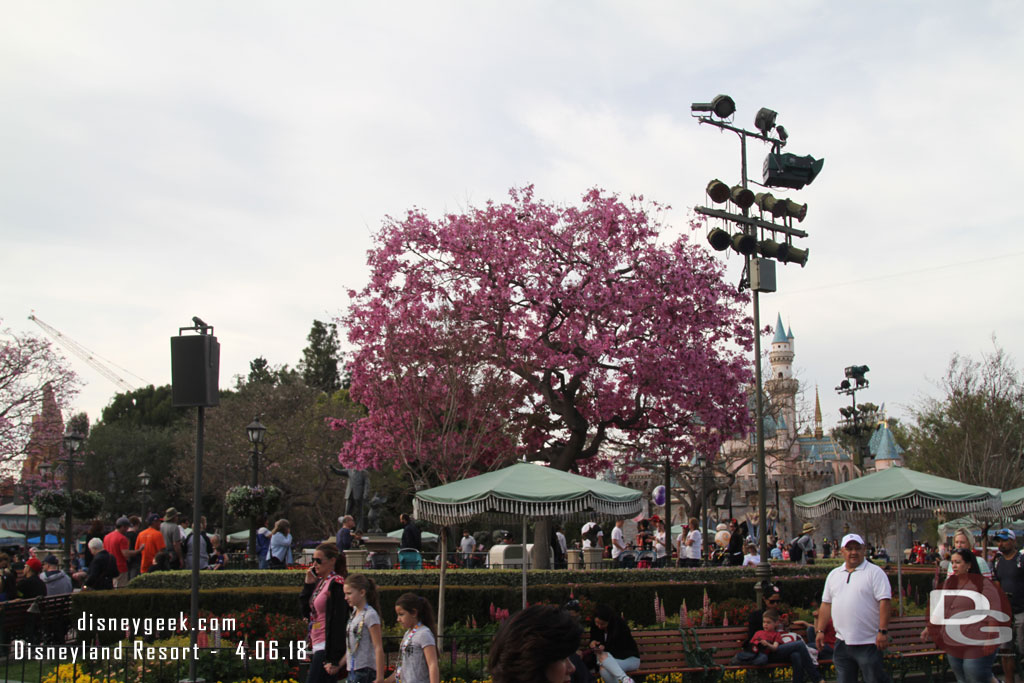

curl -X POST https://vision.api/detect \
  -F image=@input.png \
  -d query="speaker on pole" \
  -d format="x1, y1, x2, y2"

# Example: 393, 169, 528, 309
171, 321, 220, 407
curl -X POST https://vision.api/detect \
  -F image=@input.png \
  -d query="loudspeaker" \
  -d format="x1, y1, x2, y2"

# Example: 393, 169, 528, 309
171, 334, 220, 407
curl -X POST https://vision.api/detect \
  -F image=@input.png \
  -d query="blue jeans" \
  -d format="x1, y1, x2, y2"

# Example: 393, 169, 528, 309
770, 640, 822, 683
947, 653, 996, 683
834, 640, 890, 683
598, 654, 640, 683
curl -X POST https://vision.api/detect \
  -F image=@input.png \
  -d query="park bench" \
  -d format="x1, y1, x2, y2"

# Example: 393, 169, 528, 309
0, 594, 75, 650
626, 616, 948, 682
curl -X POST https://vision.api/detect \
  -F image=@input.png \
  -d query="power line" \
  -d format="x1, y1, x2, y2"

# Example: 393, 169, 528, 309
786, 251, 1024, 294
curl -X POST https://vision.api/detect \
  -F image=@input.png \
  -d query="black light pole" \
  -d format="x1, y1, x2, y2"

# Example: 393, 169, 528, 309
37, 463, 53, 549
691, 94, 820, 607
836, 365, 872, 468
138, 470, 152, 519
61, 430, 85, 572
697, 453, 709, 565
171, 317, 220, 683
245, 416, 267, 567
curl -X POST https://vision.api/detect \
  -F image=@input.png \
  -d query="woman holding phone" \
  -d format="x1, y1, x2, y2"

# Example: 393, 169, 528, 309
300, 542, 350, 683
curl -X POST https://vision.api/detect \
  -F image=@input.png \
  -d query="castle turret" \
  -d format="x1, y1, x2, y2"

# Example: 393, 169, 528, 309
765, 313, 798, 439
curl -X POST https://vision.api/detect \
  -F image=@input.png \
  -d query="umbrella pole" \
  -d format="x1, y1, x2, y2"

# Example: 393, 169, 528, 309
896, 513, 904, 616
522, 516, 528, 610
437, 526, 447, 650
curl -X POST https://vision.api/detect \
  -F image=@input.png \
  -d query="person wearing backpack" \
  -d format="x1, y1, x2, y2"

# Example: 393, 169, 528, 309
791, 523, 815, 565
992, 529, 1024, 683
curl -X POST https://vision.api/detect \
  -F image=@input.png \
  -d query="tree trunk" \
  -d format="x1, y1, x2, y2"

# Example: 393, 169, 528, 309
532, 518, 551, 569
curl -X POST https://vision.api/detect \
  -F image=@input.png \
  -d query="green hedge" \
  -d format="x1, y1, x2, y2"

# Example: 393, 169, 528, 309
76, 569, 934, 639
127, 563, 842, 590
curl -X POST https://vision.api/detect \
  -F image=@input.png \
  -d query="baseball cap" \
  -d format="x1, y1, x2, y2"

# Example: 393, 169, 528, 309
146, 512, 163, 524
841, 533, 865, 548
43, 554, 59, 566
994, 529, 1016, 541
116, 516, 131, 527
26, 557, 43, 573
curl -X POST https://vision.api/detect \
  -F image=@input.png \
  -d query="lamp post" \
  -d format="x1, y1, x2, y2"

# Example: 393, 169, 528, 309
691, 94, 820, 607
138, 469, 152, 519
37, 462, 55, 549
245, 416, 267, 566
61, 429, 85, 573
697, 453, 710, 565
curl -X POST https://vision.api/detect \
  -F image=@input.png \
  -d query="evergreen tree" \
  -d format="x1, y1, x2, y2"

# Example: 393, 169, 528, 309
299, 320, 342, 394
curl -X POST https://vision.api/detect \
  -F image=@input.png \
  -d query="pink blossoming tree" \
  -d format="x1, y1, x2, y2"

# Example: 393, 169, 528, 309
333, 187, 753, 497
0, 320, 79, 467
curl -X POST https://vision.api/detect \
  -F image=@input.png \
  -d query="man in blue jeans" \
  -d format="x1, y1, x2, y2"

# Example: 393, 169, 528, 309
817, 533, 892, 683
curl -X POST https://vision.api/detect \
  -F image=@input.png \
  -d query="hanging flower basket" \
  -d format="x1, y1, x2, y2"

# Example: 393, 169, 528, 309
226, 485, 282, 519
32, 489, 68, 518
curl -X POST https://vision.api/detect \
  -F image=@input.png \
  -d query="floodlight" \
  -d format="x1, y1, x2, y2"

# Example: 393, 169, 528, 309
754, 192, 786, 218
707, 228, 732, 251
730, 185, 755, 210
758, 239, 791, 261
781, 199, 808, 222
778, 245, 809, 267
754, 108, 778, 136
706, 179, 731, 203
731, 232, 757, 256
691, 95, 736, 119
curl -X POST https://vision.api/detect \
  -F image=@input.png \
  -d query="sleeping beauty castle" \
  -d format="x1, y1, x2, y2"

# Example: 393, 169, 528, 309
645, 314, 906, 548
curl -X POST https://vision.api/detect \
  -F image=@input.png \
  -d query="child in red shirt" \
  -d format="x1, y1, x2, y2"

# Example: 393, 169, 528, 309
750, 610, 784, 654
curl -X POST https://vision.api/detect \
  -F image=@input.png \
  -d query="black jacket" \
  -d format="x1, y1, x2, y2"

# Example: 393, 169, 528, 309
401, 522, 422, 550
17, 574, 47, 599
590, 616, 640, 660
85, 549, 117, 590
300, 576, 350, 665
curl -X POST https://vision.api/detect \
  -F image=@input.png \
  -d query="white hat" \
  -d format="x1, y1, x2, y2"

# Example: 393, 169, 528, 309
841, 533, 865, 548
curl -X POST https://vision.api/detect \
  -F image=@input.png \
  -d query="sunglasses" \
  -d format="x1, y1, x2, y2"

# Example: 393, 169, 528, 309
766, 598, 780, 604
312, 557, 323, 564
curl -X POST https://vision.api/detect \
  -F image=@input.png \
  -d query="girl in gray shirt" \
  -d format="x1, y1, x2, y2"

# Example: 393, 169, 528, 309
385, 593, 439, 683
343, 574, 386, 683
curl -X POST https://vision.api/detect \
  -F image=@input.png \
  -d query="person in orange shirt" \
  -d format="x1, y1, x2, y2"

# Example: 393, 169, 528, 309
135, 513, 165, 573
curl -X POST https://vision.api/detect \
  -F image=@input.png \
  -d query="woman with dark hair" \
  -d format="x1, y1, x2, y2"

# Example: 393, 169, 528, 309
489, 605, 583, 683
300, 542, 350, 683
589, 604, 640, 683
922, 547, 995, 683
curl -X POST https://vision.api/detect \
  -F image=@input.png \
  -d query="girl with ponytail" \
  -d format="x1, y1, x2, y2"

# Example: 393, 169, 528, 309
343, 574, 386, 683
384, 593, 439, 683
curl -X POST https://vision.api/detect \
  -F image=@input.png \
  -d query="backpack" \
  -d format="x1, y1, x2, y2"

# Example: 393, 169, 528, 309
789, 538, 803, 563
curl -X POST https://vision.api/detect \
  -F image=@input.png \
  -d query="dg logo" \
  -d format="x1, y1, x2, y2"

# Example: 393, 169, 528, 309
928, 573, 1013, 659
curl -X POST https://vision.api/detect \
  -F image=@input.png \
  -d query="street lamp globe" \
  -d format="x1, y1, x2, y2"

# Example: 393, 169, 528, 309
138, 470, 151, 488
246, 417, 266, 446
62, 430, 84, 454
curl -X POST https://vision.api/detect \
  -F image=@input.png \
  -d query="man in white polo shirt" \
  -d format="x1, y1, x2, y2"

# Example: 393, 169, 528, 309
816, 532, 891, 683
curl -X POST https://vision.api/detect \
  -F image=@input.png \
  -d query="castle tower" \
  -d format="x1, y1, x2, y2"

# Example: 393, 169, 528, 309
814, 386, 823, 439
765, 313, 799, 439
21, 382, 64, 480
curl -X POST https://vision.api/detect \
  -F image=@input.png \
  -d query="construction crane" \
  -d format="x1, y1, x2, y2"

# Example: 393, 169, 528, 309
28, 312, 148, 393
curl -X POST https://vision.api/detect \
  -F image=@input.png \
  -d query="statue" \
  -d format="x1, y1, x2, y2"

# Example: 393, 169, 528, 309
330, 465, 371, 532
366, 493, 387, 534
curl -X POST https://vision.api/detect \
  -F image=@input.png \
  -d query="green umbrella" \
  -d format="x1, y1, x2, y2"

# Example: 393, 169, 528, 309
414, 461, 642, 635
387, 528, 439, 543
1002, 486, 1024, 519
414, 461, 642, 525
794, 467, 1001, 614
793, 467, 1000, 518
0, 527, 26, 547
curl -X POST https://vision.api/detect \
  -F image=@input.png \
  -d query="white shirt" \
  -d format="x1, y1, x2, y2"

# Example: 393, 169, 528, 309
654, 530, 667, 558
742, 553, 760, 567
611, 526, 625, 558
821, 558, 892, 645
556, 531, 567, 555
687, 530, 703, 560
460, 536, 475, 555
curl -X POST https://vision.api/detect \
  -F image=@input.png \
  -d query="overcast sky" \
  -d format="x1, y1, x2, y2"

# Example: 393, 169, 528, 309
2, 2, 1021, 438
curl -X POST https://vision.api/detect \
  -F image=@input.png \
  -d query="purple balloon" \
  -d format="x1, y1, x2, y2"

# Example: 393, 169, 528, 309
653, 485, 666, 507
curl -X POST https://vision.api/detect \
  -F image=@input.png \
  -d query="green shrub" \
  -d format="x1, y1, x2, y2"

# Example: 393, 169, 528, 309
127, 563, 838, 591
77, 568, 934, 640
